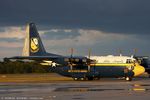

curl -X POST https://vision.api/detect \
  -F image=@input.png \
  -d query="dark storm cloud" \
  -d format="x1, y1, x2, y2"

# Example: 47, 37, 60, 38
41, 30, 80, 40
0, 0, 150, 34
0, 27, 5, 32
0, 38, 23, 42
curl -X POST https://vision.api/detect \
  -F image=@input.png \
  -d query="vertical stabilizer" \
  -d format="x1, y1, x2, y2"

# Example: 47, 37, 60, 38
22, 23, 47, 56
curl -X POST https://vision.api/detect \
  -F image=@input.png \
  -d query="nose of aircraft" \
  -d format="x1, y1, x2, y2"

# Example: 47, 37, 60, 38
133, 65, 145, 77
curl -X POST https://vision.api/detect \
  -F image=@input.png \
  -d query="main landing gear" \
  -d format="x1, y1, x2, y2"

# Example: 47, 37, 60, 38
73, 77, 86, 81
73, 77, 99, 81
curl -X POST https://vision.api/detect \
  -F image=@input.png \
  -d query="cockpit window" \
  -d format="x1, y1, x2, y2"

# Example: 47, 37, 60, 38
82, 59, 87, 62
126, 59, 132, 63
133, 60, 137, 63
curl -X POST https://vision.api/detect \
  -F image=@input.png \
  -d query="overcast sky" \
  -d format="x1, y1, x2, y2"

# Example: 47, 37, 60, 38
0, 0, 150, 58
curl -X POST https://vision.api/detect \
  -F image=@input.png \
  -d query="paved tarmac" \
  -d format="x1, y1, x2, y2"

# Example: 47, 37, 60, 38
0, 77, 150, 100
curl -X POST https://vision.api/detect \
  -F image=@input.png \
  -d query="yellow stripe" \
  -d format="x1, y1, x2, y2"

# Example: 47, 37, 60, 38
133, 88, 146, 91
68, 70, 88, 72
90, 63, 133, 67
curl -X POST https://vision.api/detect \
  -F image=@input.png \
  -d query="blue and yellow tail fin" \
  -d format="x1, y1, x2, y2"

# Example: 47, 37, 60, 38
22, 23, 51, 56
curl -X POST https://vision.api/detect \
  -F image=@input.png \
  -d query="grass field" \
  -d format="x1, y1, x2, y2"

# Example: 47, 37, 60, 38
0, 73, 72, 83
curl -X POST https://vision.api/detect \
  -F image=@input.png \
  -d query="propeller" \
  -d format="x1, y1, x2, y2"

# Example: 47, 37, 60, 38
71, 48, 73, 58
118, 49, 122, 56
87, 49, 91, 64
87, 49, 92, 71
88, 49, 91, 60
70, 48, 75, 63
130, 49, 138, 58
69, 48, 74, 71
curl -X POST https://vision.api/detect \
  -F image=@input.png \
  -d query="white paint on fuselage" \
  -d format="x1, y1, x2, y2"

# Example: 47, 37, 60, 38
90, 55, 136, 64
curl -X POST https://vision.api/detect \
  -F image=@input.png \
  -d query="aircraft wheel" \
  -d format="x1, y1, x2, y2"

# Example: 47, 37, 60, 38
125, 77, 132, 81
95, 77, 100, 80
147, 70, 150, 77
73, 78, 79, 81
149, 74, 150, 78
87, 77, 94, 80
147, 73, 150, 78
73, 78, 86, 81
80, 78, 85, 81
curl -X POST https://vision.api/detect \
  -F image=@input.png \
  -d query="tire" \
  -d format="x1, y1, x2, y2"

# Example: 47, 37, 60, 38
148, 74, 150, 78
125, 77, 132, 81
73, 77, 86, 81
87, 77, 94, 80
73, 78, 79, 81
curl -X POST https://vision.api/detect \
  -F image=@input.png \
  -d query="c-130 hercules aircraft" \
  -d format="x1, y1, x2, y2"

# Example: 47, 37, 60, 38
6, 23, 145, 81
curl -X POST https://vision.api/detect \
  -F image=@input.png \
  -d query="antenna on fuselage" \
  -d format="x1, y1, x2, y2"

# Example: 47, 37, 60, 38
118, 49, 122, 56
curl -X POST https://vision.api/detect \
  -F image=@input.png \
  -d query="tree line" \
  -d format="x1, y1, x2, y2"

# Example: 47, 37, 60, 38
0, 60, 52, 74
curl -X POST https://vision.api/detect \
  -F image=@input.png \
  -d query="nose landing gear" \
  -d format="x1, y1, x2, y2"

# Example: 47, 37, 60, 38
125, 76, 132, 81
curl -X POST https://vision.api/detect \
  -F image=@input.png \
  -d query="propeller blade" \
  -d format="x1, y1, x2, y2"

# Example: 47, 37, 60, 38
87, 49, 91, 72
71, 48, 73, 58
118, 49, 122, 56
88, 49, 91, 59
87, 48, 92, 66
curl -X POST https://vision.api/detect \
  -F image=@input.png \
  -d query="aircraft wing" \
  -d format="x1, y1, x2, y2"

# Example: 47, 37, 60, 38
4, 56, 63, 61
4, 56, 91, 64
